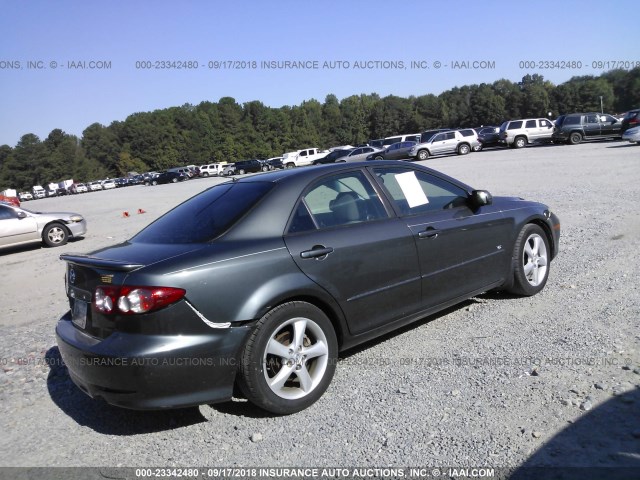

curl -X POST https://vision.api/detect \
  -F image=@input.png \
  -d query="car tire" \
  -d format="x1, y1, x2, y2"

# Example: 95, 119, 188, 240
417, 149, 429, 161
202, 172, 209, 177
507, 224, 550, 297
514, 137, 527, 149
457, 144, 470, 155
374, 155, 384, 160
262, 166, 269, 172
172, 177, 178, 183
286, 163, 295, 169
43, 223, 69, 248
238, 301, 338, 415
569, 132, 582, 145
473, 144, 482, 152
152, 180, 158, 186
238, 169, 246, 175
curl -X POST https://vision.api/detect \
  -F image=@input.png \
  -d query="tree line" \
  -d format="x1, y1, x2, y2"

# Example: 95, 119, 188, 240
1, 68, 639, 191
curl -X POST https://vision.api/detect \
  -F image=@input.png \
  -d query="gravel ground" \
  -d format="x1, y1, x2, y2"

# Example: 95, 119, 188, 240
0, 141, 638, 474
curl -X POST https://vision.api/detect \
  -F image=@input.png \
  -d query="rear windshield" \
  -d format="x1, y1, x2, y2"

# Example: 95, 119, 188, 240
132, 182, 273, 244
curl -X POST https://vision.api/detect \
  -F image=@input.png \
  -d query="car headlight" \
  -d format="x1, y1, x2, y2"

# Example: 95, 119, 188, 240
68, 215, 83, 222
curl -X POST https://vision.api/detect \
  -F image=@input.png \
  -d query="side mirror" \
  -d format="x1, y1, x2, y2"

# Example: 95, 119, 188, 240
17, 211, 27, 219
470, 190, 492, 208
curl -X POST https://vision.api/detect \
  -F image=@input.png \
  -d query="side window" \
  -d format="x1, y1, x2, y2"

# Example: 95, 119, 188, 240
287, 171, 388, 233
351, 148, 363, 156
0, 206, 17, 220
540, 120, 552, 128
586, 114, 599, 124
299, 151, 308, 157
432, 133, 445, 142
445, 132, 456, 140
509, 121, 523, 130
373, 167, 469, 215
525, 120, 537, 128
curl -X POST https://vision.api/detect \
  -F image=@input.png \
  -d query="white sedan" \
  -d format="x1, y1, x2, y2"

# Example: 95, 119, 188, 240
0, 201, 87, 249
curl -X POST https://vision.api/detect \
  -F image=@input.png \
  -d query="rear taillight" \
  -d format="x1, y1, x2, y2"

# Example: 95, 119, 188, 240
94, 285, 186, 315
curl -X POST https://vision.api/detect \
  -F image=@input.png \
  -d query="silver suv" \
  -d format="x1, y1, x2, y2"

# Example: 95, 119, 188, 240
407, 130, 480, 160
498, 118, 555, 148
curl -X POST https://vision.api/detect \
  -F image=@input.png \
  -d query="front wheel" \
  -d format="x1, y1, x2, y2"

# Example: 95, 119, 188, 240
507, 224, 550, 296
286, 163, 295, 169
238, 301, 338, 415
417, 149, 429, 161
374, 155, 384, 160
43, 223, 68, 247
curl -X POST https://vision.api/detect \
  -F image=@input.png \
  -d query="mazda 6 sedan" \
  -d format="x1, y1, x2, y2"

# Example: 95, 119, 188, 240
0, 202, 87, 249
56, 162, 560, 414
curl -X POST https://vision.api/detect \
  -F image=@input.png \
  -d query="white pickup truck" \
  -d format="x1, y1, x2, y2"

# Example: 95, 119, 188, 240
282, 148, 328, 168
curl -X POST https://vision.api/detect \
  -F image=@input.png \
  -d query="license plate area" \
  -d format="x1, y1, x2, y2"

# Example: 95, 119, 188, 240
72, 300, 88, 329
68, 286, 92, 330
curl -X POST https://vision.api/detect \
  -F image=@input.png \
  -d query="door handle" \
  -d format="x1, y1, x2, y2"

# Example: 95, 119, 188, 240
300, 246, 334, 259
418, 227, 440, 239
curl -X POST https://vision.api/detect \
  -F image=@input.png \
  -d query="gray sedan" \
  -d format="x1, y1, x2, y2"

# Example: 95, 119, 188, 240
56, 162, 559, 415
0, 202, 87, 249
336, 146, 384, 162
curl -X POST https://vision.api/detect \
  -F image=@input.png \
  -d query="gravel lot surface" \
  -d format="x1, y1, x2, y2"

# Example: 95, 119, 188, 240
0, 142, 638, 474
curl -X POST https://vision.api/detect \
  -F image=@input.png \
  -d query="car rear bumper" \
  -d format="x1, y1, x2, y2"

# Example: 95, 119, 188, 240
56, 312, 252, 410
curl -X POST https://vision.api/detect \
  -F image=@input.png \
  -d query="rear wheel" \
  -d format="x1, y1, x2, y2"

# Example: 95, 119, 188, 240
171, 177, 178, 183
43, 223, 68, 247
514, 136, 527, 149
457, 144, 470, 155
238, 169, 246, 175
238, 302, 338, 415
507, 224, 550, 296
569, 132, 582, 145
152, 180, 158, 186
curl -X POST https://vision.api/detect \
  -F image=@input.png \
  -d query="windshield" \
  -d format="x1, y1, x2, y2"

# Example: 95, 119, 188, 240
132, 182, 273, 244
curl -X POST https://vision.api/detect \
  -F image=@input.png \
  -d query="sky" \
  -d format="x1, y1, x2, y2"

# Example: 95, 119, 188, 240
0, 0, 637, 147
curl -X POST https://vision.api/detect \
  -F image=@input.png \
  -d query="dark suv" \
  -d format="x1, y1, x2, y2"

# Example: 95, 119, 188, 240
621, 108, 640, 133
552, 112, 622, 144
228, 159, 262, 175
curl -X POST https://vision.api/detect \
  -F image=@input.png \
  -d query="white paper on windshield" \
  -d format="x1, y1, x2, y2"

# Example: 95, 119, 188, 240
395, 171, 429, 208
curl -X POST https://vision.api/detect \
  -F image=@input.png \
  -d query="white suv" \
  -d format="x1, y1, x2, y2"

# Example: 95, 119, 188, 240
200, 163, 227, 177
498, 118, 554, 148
408, 130, 479, 160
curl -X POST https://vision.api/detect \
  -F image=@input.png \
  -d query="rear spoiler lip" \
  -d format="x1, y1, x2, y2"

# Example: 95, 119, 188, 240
60, 253, 144, 272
